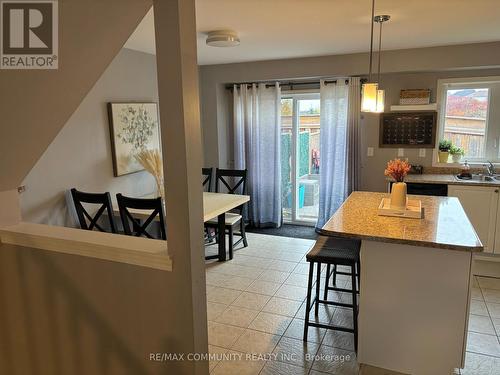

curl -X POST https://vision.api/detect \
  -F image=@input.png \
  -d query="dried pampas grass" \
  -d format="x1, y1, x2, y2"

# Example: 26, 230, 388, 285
135, 149, 164, 199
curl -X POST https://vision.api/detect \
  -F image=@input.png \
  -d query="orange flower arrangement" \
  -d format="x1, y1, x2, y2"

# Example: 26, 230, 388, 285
384, 159, 411, 182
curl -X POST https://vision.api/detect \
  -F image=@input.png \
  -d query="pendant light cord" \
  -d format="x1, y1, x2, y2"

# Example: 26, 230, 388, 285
377, 18, 383, 84
368, 0, 375, 82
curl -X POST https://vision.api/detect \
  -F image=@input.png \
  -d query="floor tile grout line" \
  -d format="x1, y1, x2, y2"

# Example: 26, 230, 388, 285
226, 243, 317, 374
468, 328, 498, 337
210, 346, 253, 373
465, 348, 500, 359
471, 280, 500, 359
211, 261, 500, 372
308, 262, 344, 373
478, 284, 498, 332
209, 284, 311, 306
485, 285, 500, 340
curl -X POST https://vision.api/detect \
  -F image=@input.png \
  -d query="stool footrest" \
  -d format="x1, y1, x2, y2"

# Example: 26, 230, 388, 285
325, 286, 355, 294
332, 270, 357, 276
317, 299, 354, 309
205, 254, 220, 260
306, 321, 355, 333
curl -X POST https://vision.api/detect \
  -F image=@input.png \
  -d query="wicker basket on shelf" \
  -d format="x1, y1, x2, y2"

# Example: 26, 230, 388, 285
399, 89, 431, 105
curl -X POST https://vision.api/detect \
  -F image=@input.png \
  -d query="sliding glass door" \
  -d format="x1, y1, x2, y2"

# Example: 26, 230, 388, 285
281, 93, 320, 225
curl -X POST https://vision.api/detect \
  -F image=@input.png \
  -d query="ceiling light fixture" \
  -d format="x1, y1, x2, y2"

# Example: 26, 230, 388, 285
361, 0, 390, 113
206, 30, 240, 47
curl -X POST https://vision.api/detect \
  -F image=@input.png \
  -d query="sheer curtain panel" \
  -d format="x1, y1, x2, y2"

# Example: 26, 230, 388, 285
317, 79, 349, 229
347, 77, 361, 193
233, 83, 282, 227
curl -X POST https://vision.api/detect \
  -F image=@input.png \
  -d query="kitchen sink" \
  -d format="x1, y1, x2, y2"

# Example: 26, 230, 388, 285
455, 174, 500, 183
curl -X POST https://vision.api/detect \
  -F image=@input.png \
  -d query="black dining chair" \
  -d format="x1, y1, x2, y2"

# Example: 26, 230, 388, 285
70, 188, 118, 233
205, 168, 248, 259
202, 167, 213, 192
116, 194, 166, 240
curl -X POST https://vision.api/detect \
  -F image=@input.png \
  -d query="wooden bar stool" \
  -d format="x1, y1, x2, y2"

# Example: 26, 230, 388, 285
303, 235, 361, 351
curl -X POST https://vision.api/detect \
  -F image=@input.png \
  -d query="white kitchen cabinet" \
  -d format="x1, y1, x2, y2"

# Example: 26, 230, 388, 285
494, 207, 500, 255
448, 185, 499, 253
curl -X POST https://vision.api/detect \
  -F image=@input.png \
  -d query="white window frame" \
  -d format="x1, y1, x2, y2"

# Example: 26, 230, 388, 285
434, 76, 500, 167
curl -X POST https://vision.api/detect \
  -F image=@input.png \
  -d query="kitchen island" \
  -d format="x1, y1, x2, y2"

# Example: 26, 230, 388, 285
320, 191, 483, 375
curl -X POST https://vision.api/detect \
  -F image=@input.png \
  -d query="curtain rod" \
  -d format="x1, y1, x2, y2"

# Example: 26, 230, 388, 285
225, 78, 367, 90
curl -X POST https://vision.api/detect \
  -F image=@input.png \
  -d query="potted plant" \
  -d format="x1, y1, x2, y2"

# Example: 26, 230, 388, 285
384, 159, 411, 210
438, 139, 452, 163
449, 145, 465, 163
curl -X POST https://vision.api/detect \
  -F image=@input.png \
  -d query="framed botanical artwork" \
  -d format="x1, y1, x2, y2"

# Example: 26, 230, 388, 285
107, 102, 161, 176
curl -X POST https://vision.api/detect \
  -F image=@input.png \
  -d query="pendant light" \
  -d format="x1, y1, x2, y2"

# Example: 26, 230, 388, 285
361, 0, 390, 113
374, 15, 390, 113
361, 0, 378, 112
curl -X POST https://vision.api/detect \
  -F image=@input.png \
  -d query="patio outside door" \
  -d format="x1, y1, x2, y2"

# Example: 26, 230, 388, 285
280, 93, 320, 225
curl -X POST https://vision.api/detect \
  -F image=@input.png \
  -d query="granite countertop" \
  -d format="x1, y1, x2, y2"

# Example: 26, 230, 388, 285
392, 174, 500, 187
320, 191, 483, 252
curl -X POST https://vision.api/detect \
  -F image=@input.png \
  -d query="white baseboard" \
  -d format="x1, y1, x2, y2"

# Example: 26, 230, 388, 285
473, 257, 500, 278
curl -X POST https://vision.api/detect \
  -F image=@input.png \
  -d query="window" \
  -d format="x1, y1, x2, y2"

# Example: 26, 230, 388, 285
438, 77, 500, 162
280, 93, 320, 224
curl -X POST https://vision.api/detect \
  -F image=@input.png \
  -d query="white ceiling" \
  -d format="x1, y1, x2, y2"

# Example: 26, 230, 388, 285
124, 0, 500, 65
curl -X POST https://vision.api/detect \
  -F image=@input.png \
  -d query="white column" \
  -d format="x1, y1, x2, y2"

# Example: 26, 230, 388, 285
153, 0, 208, 374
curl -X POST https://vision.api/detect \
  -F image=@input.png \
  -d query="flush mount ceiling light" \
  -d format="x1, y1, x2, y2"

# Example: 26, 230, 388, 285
206, 30, 240, 47
361, 0, 390, 113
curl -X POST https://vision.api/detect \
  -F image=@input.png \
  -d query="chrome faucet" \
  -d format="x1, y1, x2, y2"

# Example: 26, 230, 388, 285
485, 161, 495, 176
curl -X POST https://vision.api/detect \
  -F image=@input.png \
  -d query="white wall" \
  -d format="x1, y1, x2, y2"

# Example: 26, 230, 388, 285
20, 49, 158, 226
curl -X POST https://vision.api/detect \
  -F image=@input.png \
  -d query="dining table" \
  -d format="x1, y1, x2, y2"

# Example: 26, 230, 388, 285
112, 192, 250, 262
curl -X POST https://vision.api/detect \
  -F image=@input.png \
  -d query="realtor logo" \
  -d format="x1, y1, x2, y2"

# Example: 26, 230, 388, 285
1, 0, 58, 69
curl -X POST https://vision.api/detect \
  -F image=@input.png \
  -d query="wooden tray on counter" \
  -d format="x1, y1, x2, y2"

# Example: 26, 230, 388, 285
378, 198, 423, 219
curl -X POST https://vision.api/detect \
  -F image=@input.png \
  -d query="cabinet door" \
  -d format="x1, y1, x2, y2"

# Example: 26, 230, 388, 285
448, 185, 498, 253
494, 199, 500, 255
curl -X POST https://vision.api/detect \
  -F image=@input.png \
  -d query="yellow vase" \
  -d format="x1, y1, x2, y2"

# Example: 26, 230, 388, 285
390, 182, 407, 210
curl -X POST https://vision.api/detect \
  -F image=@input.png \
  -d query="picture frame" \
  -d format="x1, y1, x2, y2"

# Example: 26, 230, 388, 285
107, 102, 161, 177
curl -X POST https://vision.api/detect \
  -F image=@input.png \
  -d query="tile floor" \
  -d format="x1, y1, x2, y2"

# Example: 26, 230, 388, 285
463, 276, 500, 375
205, 233, 500, 375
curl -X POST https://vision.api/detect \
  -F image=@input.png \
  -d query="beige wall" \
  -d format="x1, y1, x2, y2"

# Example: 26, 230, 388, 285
198, 41, 500, 192
20, 49, 158, 226
0, 242, 198, 375
0, 0, 152, 192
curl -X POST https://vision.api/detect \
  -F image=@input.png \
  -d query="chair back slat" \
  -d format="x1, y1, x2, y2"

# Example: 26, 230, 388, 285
202, 167, 213, 192
116, 194, 166, 240
215, 169, 247, 214
70, 188, 117, 233
215, 168, 247, 195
